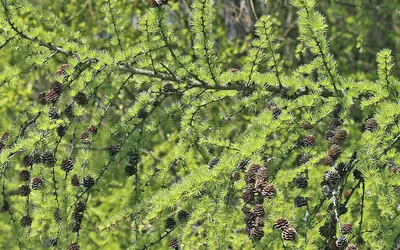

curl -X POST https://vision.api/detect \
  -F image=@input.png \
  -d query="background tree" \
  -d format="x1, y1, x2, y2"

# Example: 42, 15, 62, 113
0, 0, 399, 249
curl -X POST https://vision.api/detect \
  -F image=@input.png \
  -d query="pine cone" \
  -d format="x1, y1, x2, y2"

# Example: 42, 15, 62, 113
303, 135, 316, 147
282, 227, 297, 241
37, 92, 47, 105
71, 174, 80, 186
148, 0, 169, 7
20, 215, 32, 227
295, 176, 308, 189
261, 184, 276, 199
20, 170, 30, 181
163, 83, 176, 93
124, 164, 137, 176
321, 184, 332, 197
64, 105, 75, 119
107, 145, 121, 157
31, 177, 43, 190
48, 107, 60, 119
18, 185, 31, 196
61, 64, 69, 70
67, 243, 80, 250
302, 121, 313, 130
75, 201, 87, 213
254, 178, 265, 191
336, 235, 349, 248
244, 164, 260, 184
322, 155, 333, 166
341, 223, 352, 235
128, 152, 140, 165
61, 159, 74, 172
57, 125, 67, 137
23, 155, 35, 167
323, 170, 340, 184
54, 69, 64, 76
44, 238, 58, 247
1, 132, 9, 142
244, 212, 255, 226
72, 222, 81, 233
169, 238, 179, 250
73, 210, 83, 222
336, 162, 349, 177
256, 167, 268, 181
254, 204, 265, 217
294, 196, 308, 207
74, 92, 88, 105
333, 129, 347, 142
364, 118, 378, 132
0, 203, 8, 213
137, 109, 148, 119
242, 186, 255, 203
80, 131, 90, 144
83, 176, 95, 188
273, 217, 290, 230
87, 125, 97, 134
51, 81, 63, 94
45, 89, 60, 103
328, 144, 341, 159
298, 154, 311, 166
253, 216, 264, 227
177, 210, 189, 222
237, 158, 251, 172
40, 151, 56, 165
54, 208, 62, 223
165, 217, 176, 231
208, 157, 219, 169
346, 245, 358, 250
319, 222, 336, 238
249, 226, 264, 240
271, 106, 282, 119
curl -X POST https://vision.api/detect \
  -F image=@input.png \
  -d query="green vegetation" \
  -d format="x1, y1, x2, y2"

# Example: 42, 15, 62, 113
0, 0, 399, 249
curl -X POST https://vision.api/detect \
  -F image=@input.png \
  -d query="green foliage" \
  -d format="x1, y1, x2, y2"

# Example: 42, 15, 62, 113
0, 0, 399, 249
